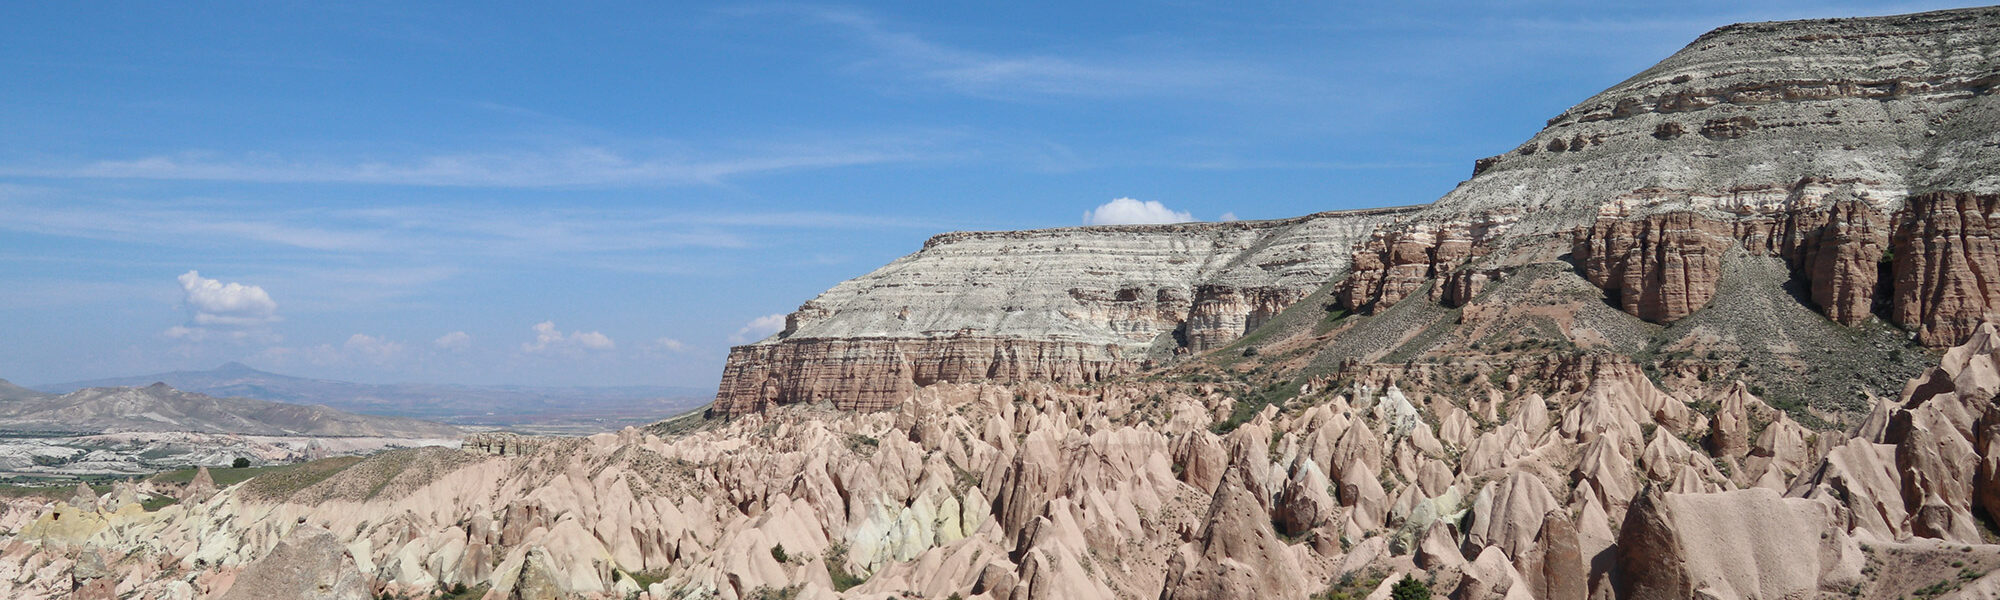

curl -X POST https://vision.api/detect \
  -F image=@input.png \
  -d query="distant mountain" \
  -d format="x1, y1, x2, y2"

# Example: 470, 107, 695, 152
37, 363, 709, 427
0, 382, 460, 437
0, 379, 44, 402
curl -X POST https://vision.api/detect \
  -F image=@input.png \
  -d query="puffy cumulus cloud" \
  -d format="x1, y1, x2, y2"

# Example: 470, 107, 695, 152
654, 337, 689, 352
1082, 197, 1194, 226
177, 270, 278, 326
521, 321, 616, 354
730, 314, 788, 344
166, 270, 280, 342
1219, 212, 1239, 222
434, 331, 472, 351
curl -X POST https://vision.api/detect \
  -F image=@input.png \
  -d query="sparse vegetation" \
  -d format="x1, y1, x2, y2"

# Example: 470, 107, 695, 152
1391, 575, 1432, 600
845, 434, 880, 456
139, 494, 179, 512
770, 543, 790, 564
748, 585, 801, 600
438, 582, 484, 599
1315, 569, 1384, 600
825, 543, 867, 592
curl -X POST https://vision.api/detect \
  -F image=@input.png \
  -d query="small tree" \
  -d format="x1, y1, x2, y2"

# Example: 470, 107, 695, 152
231, 457, 251, 469
770, 543, 789, 564
1391, 575, 1431, 600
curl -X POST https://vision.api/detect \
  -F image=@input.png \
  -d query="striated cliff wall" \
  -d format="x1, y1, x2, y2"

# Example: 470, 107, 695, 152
718, 7, 2000, 415
714, 208, 1415, 413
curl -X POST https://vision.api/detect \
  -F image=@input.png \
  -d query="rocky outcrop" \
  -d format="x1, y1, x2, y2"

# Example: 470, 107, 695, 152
1572, 211, 1732, 323
1160, 466, 1309, 600
181, 466, 218, 503
1337, 214, 1513, 312
1893, 192, 2000, 346
715, 337, 1138, 413
1563, 188, 2000, 347
715, 208, 1412, 414
1183, 285, 1301, 352
217, 525, 371, 600
1808, 199, 1888, 326
711, 5, 2000, 417
1613, 487, 1847, 600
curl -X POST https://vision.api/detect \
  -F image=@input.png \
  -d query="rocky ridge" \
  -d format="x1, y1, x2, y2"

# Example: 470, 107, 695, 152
0, 383, 460, 439
719, 6, 2000, 417
716, 207, 1414, 413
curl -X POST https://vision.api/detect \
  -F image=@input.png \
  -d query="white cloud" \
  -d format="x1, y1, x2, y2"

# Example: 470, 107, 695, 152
521, 321, 616, 354
177, 270, 278, 326
341, 333, 406, 362
1082, 198, 1194, 226
166, 271, 280, 342
434, 331, 472, 351
730, 314, 789, 344
654, 337, 690, 353
1218, 212, 1239, 222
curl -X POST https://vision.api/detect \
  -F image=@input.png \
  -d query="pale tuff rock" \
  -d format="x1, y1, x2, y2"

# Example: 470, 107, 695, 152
1160, 466, 1309, 600
1613, 487, 1850, 600
181, 466, 218, 503
716, 208, 1413, 414
215, 525, 371, 600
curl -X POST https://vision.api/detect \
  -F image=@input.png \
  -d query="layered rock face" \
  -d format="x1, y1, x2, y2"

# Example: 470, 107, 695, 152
718, 6, 2000, 418
1356, 7, 2000, 338
1893, 192, 2000, 345
715, 207, 1414, 413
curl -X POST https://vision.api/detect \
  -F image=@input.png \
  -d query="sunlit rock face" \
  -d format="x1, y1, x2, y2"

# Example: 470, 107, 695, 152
714, 207, 1413, 414
720, 6, 2000, 420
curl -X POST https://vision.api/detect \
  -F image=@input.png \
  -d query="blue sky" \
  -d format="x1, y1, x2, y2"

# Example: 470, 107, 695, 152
0, 1, 1973, 388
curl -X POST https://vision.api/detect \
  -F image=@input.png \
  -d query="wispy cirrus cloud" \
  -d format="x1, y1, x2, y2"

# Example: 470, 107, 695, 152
0, 144, 917, 188
0, 193, 936, 258
740, 6, 1307, 101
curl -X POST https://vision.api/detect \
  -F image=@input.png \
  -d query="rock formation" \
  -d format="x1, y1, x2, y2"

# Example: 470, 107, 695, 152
715, 208, 1413, 413
216, 525, 372, 600
18, 6, 2000, 600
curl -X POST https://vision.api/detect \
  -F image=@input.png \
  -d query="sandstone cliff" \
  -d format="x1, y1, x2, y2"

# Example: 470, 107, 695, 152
716, 208, 1414, 413
719, 6, 2000, 418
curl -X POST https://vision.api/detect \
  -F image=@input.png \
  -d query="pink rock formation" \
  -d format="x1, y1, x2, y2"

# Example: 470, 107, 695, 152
1572, 211, 1731, 323
1892, 192, 2000, 346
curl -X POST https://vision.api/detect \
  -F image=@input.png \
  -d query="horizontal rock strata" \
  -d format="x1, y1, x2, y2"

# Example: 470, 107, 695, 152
715, 207, 1415, 414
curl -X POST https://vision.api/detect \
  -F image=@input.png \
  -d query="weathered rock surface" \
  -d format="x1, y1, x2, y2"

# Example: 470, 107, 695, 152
1573, 211, 1732, 323
715, 208, 1413, 413
217, 525, 371, 600
1893, 192, 2000, 346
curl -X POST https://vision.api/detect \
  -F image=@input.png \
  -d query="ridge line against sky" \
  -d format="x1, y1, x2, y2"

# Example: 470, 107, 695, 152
0, 1, 1976, 387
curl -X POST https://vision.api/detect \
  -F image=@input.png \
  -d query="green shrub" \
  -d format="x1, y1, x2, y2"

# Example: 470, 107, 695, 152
825, 543, 866, 591
232, 457, 251, 469
1391, 576, 1431, 600
771, 543, 789, 564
